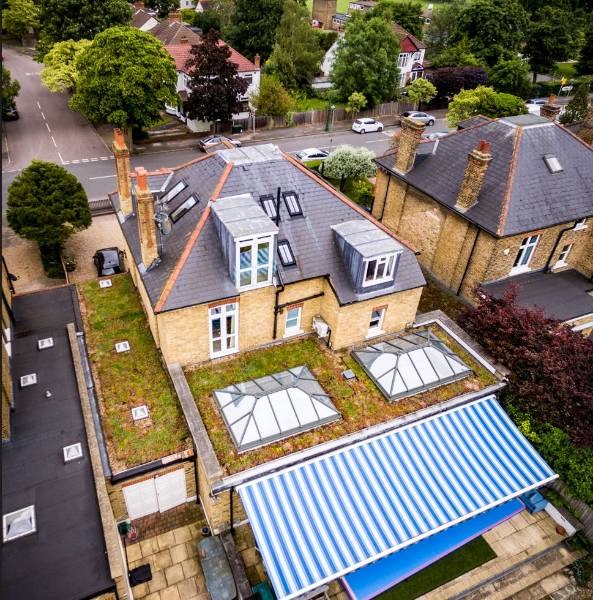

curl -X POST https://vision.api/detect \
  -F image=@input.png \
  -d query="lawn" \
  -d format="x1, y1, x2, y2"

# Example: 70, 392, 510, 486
185, 327, 496, 474
378, 536, 496, 600
78, 274, 191, 472
554, 62, 578, 79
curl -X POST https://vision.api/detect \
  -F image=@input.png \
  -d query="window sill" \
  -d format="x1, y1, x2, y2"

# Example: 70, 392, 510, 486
210, 348, 239, 359
283, 329, 304, 339
553, 260, 568, 269
237, 280, 273, 293
509, 265, 531, 276
366, 329, 385, 339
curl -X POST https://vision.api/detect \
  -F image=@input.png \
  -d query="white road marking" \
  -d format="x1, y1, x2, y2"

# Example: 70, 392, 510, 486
72, 160, 80, 164
37, 101, 42, 109
51, 136, 57, 148
81, 158, 89, 162
41, 112, 46, 120
89, 174, 116, 180
45, 123, 51, 133
90, 157, 99, 162
26, 72, 42, 76
2, 169, 20, 174
62, 161, 71, 165
100, 156, 109, 160
57, 151, 65, 164
366, 139, 390, 145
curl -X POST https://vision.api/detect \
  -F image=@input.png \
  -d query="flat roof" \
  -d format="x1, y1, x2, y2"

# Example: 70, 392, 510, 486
1, 286, 113, 600
212, 194, 279, 239
332, 220, 403, 258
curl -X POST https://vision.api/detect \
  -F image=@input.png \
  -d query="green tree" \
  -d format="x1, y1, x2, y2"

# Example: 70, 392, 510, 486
38, 0, 131, 58
524, 7, 573, 83
323, 145, 376, 190
2, 67, 21, 113
226, 0, 285, 61
194, 10, 222, 33
453, 0, 529, 66
488, 57, 531, 97
331, 14, 401, 105
577, 18, 593, 75
313, 29, 338, 53
184, 29, 248, 123
405, 77, 437, 109
560, 82, 591, 123
2, 0, 39, 40
70, 27, 177, 147
430, 38, 484, 69
40, 39, 91, 93
346, 91, 367, 115
7, 161, 91, 276
265, 0, 324, 90
250, 74, 295, 117
424, 0, 466, 57
144, 0, 177, 17
447, 85, 527, 127
371, 0, 423, 38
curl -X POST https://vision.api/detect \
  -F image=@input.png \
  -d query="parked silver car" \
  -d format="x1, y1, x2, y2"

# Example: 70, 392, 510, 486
402, 111, 436, 126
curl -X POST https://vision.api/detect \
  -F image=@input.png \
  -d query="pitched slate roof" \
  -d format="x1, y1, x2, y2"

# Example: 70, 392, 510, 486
376, 115, 593, 237
113, 145, 425, 313
166, 41, 258, 73
131, 8, 156, 29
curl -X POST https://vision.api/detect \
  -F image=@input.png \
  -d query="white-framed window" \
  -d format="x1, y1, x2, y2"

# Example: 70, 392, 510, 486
555, 243, 573, 268
169, 195, 198, 223
574, 218, 588, 230
368, 308, 385, 337
236, 237, 274, 289
363, 254, 396, 287
397, 53, 409, 68
3, 506, 36, 542
399, 72, 407, 88
160, 181, 187, 204
209, 302, 238, 358
511, 234, 540, 274
284, 306, 302, 337
412, 51, 421, 61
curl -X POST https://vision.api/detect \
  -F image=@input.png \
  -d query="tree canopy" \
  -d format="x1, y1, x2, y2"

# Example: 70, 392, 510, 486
184, 29, 248, 123
323, 145, 376, 188
2, 67, 21, 112
143, 0, 178, 17
488, 58, 531, 97
41, 39, 91, 93
447, 85, 527, 126
37, 0, 131, 58
250, 74, 295, 117
424, 0, 466, 57
331, 14, 401, 105
7, 160, 91, 248
577, 18, 593, 75
370, 0, 424, 38
226, 0, 285, 61
405, 77, 437, 108
429, 67, 488, 99
2, 0, 39, 39
346, 91, 367, 114
560, 82, 591, 123
69, 27, 177, 132
430, 38, 484, 69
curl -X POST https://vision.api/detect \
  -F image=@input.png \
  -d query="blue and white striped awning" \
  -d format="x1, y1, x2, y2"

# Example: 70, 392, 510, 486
238, 395, 556, 600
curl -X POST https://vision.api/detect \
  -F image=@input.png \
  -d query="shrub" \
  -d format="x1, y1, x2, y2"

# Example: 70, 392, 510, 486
428, 67, 488, 99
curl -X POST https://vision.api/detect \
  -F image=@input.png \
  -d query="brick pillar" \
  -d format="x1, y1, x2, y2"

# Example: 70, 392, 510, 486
393, 117, 426, 174
112, 128, 132, 217
578, 98, 593, 146
455, 140, 492, 212
135, 167, 159, 268
540, 95, 561, 122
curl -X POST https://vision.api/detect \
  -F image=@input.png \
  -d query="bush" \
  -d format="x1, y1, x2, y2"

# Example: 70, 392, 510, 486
39, 243, 65, 279
350, 179, 374, 208
428, 67, 488, 99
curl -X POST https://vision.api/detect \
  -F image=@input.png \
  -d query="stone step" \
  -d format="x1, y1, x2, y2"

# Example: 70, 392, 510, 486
512, 570, 575, 600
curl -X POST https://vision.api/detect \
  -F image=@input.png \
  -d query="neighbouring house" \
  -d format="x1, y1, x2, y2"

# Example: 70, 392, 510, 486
1, 285, 129, 599
373, 107, 593, 334
348, 0, 377, 11
421, 5, 433, 24
131, 5, 159, 31
312, 0, 337, 30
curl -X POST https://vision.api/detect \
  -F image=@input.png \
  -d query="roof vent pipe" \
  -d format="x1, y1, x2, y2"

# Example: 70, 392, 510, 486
275, 187, 281, 226
432, 138, 440, 155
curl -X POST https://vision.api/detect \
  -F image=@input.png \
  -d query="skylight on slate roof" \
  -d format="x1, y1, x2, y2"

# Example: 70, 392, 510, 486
544, 155, 563, 173
213, 366, 341, 452
283, 191, 302, 216
278, 240, 296, 267
160, 181, 187, 203
3, 506, 36, 542
260, 194, 278, 220
353, 330, 472, 401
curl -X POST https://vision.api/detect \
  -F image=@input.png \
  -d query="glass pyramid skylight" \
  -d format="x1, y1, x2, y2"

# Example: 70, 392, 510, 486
353, 330, 472, 401
213, 366, 340, 452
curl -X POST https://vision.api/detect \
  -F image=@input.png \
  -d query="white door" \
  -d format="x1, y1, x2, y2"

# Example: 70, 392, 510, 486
123, 479, 159, 520
155, 469, 187, 513
209, 303, 239, 358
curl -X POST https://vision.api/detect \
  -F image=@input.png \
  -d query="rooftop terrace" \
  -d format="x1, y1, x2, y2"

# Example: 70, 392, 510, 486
78, 275, 191, 473
184, 325, 498, 475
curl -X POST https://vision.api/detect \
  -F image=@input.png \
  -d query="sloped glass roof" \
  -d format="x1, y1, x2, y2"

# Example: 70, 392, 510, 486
213, 366, 341, 452
353, 330, 471, 401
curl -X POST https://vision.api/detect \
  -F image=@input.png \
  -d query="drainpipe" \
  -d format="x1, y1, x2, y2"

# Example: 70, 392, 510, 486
229, 487, 234, 533
545, 222, 576, 272
275, 186, 281, 226
456, 229, 480, 296
272, 269, 285, 340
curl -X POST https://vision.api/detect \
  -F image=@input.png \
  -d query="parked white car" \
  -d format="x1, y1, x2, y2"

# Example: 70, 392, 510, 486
352, 118, 384, 134
295, 148, 330, 162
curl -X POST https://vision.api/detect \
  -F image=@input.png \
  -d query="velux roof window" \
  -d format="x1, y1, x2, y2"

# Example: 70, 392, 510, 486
283, 191, 302, 217
260, 194, 278, 220
3, 506, 36, 542
160, 180, 187, 203
544, 155, 563, 173
170, 195, 198, 223
277, 240, 296, 267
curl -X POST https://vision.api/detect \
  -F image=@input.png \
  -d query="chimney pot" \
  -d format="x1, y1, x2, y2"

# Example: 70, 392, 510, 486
169, 10, 181, 22
135, 167, 148, 191
477, 139, 490, 154
134, 1, 144, 8
455, 139, 492, 212
540, 96, 561, 122
254, 53, 261, 69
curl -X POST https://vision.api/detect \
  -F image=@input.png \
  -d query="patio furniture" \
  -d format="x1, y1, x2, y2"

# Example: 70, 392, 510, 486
197, 536, 237, 600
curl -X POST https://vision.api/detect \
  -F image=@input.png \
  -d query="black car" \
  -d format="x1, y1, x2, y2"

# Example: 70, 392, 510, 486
93, 247, 125, 277
2, 105, 19, 121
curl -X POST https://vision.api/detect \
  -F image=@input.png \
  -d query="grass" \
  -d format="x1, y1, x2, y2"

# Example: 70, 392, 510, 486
78, 274, 191, 472
377, 536, 496, 600
184, 326, 496, 475
418, 281, 469, 322
554, 62, 578, 79
293, 96, 347, 111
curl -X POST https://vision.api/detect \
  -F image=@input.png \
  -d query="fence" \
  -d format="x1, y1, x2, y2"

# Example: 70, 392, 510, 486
89, 197, 114, 216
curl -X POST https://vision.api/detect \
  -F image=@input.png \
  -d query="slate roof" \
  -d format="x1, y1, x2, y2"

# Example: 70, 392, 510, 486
1, 287, 113, 600
392, 22, 426, 51
482, 269, 593, 322
131, 8, 156, 29
113, 145, 425, 313
376, 115, 593, 237
166, 41, 258, 73
149, 19, 202, 45
457, 115, 493, 130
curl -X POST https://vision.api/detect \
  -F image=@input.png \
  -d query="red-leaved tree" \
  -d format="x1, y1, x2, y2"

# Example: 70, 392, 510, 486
459, 286, 593, 447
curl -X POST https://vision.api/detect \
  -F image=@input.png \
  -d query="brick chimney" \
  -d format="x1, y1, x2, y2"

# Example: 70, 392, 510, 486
578, 98, 593, 145
540, 95, 561, 122
169, 10, 181, 22
112, 128, 132, 216
179, 35, 188, 44
135, 167, 159, 268
455, 140, 492, 212
254, 54, 261, 69
393, 116, 426, 174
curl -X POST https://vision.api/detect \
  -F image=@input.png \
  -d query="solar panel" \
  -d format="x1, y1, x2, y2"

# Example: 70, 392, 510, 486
353, 330, 472, 401
213, 366, 341, 452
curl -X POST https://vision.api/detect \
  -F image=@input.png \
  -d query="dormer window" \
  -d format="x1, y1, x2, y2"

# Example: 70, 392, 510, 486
283, 191, 302, 217
160, 180, 187, 203
237, 237, 274, 288
363, 254, 396, 287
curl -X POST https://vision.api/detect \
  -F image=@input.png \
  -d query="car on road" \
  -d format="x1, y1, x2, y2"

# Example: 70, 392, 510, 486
93, 247, 126, 277
422, 131, 449, 140
2, 104, 19, 121
401, 111, 436, 126
295, 148, 330, 162
525, 98, 547, 115
198, 135, 242, 151
352, 118, 384, 134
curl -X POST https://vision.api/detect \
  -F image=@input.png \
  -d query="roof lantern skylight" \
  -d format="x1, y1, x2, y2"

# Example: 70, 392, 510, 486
353, 330, 472, 401
213, 366, 341, 452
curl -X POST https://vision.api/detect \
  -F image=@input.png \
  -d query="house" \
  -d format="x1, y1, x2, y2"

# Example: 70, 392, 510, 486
392, 22, 426, 88
165, 42, 260, 132
312, 0, 337, 30
109, 129, 426, 365
348, 0, 377, 11
1, 285, 129, 599
145, 14, 202, 45
373, 105, 593, 334
131, 6, 159, 31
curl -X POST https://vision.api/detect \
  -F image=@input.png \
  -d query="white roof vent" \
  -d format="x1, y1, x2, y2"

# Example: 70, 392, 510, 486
131, 405, 149, 421
20, 373, 37, 387
544, 155, 563, 173
38, 337, 54, 350
99, 279, 113, 288
63, 443, 83, 463
115, 341, 130, 353
3, 506, 36, 542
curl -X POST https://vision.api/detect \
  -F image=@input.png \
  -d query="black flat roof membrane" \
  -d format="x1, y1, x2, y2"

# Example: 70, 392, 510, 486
1, 286, 113, 600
